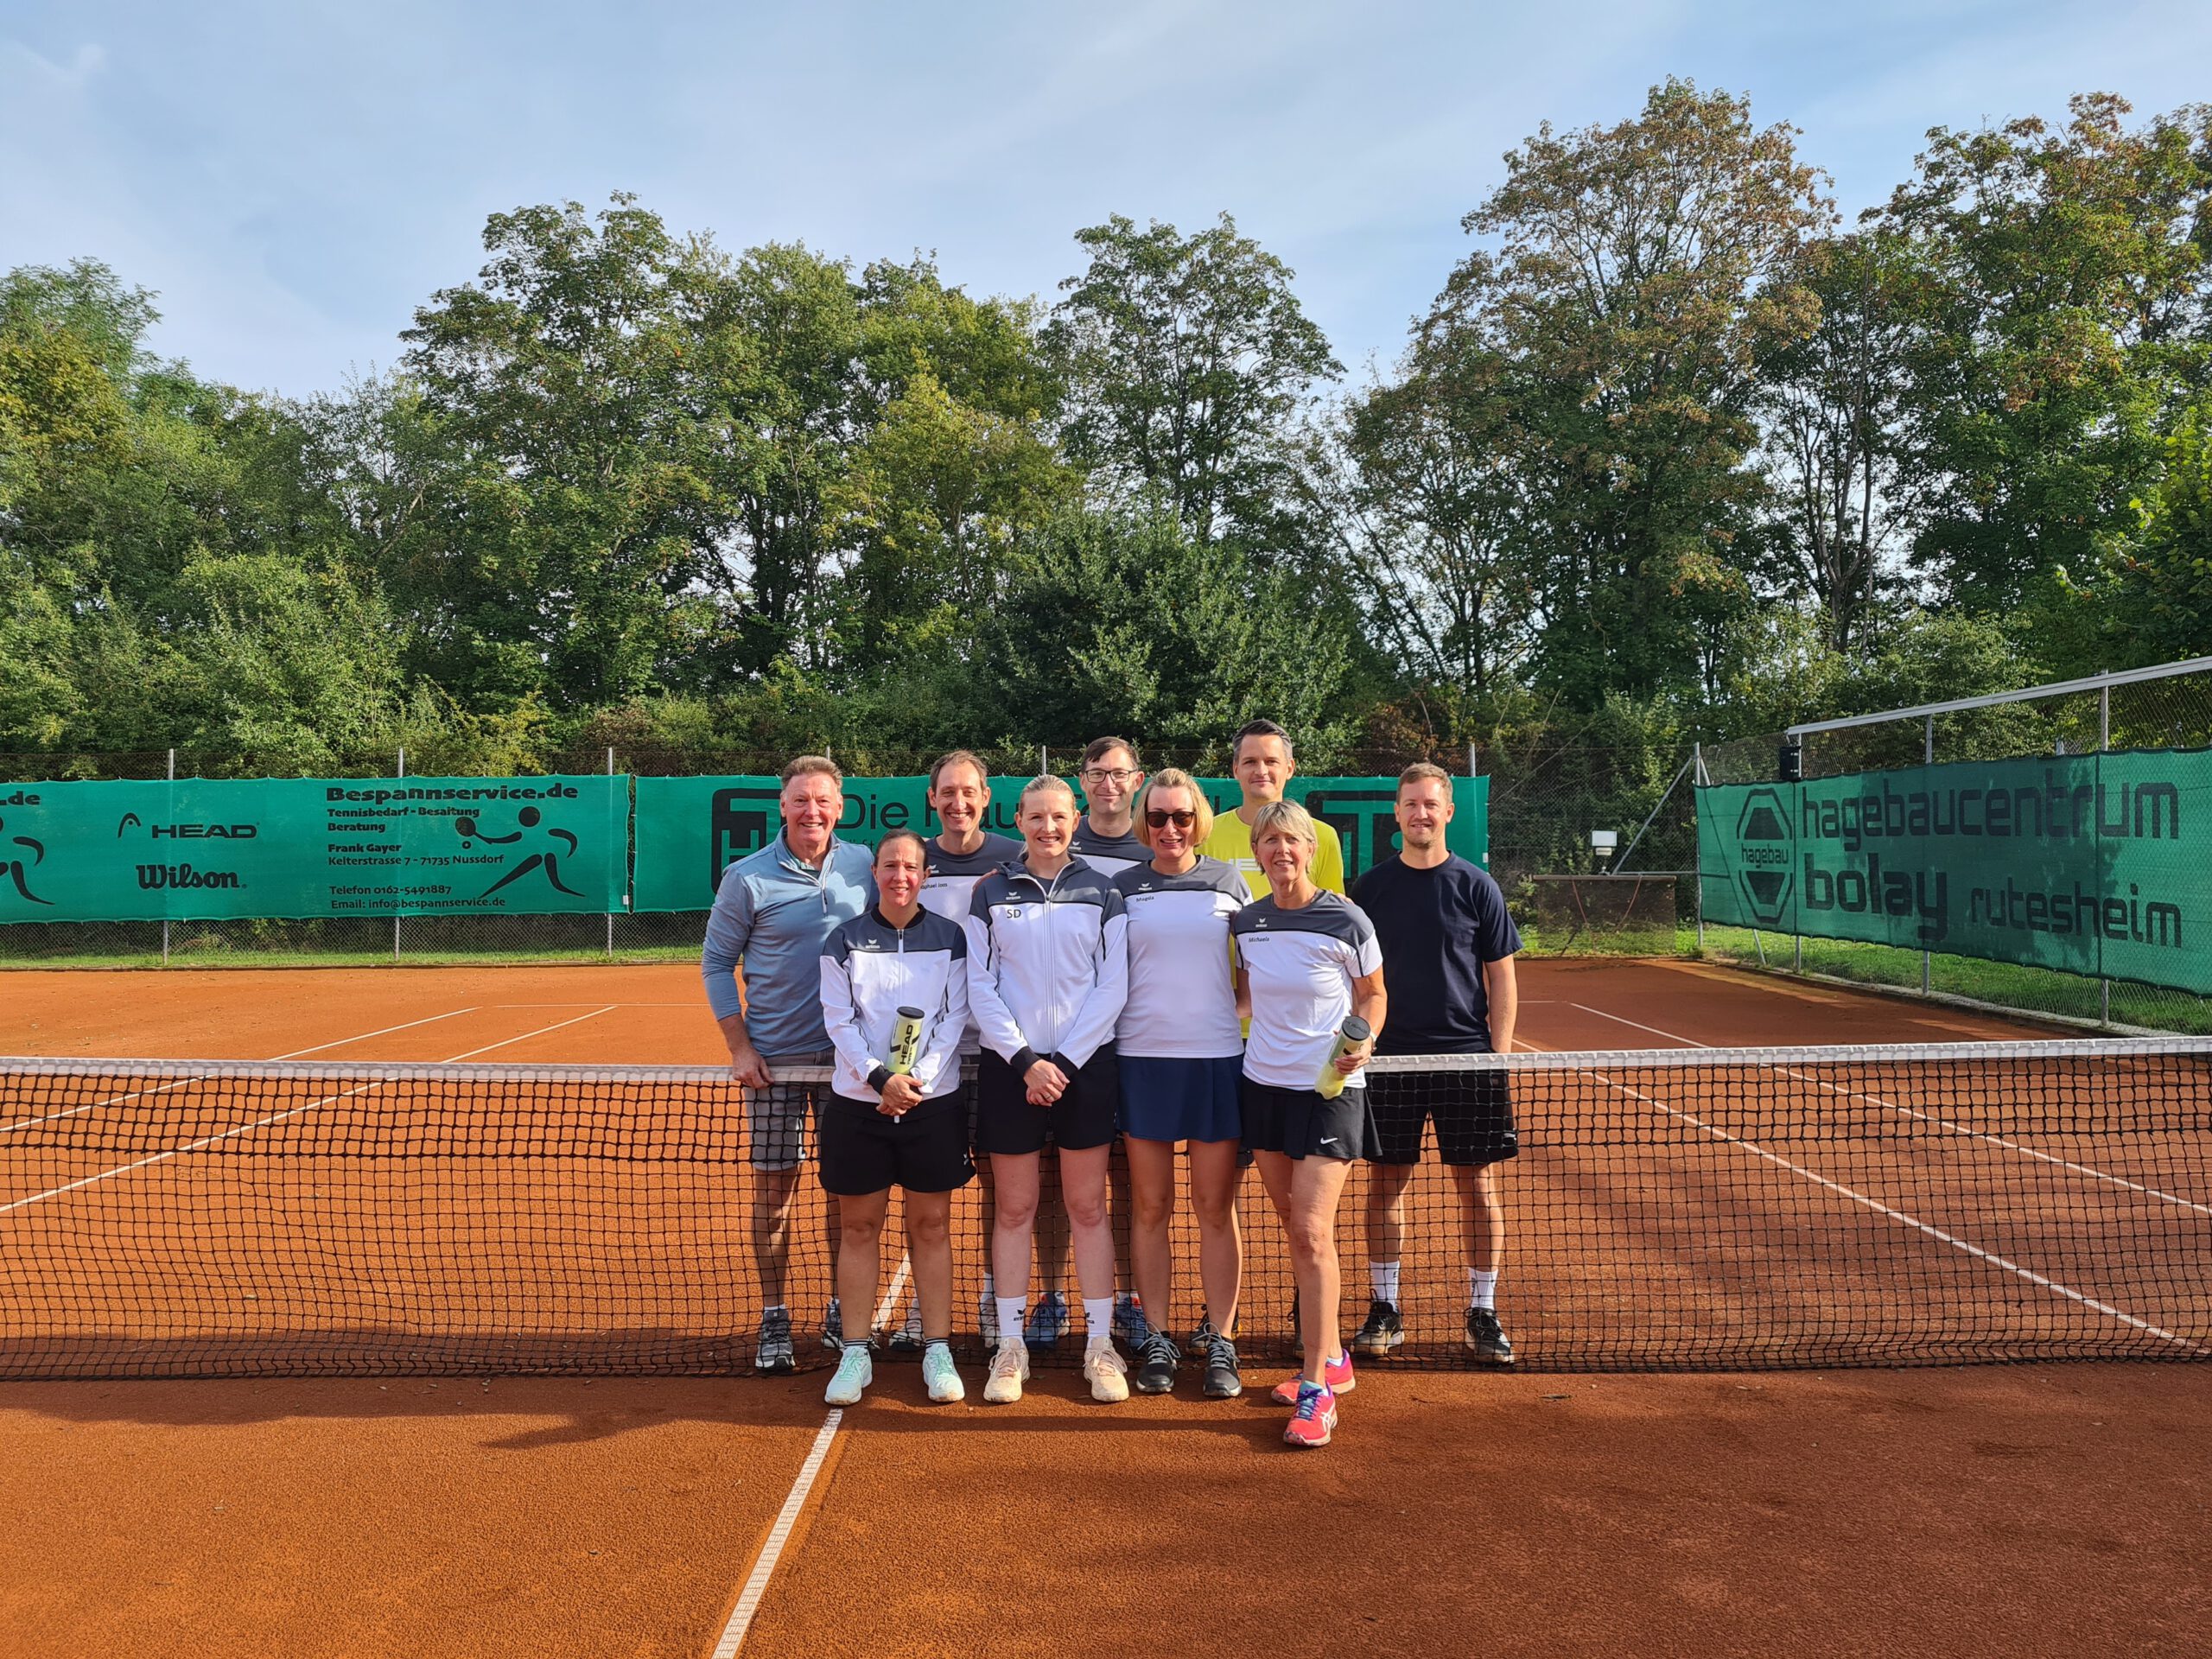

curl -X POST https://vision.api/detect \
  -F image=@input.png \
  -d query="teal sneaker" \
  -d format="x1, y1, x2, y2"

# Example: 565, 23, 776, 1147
922, 1341, 965, 1403
823, 1341, 873, 1406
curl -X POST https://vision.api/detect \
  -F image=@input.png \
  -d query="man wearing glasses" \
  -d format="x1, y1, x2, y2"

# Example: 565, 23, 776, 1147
1071, 736, 1147, 876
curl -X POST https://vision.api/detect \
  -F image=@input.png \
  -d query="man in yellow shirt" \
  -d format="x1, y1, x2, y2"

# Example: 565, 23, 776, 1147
1204, 719, 1345, 897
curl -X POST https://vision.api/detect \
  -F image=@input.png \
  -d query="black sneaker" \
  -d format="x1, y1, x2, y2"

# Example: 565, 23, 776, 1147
1466, 1306, 1514, 1365
823, 1298, 844, 1352
887, 1300, 925, 1355
753, 1306, 797, 1375
1352, 1299, 1404, 1356
1200, 1329, 1243, 1399
1134, 1332, 1181, 1395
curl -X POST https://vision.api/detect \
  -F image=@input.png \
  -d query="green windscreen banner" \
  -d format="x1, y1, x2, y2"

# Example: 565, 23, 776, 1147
0, 776, 627, 922
631, 774, 1490, 912
1697, 749, 2210, 995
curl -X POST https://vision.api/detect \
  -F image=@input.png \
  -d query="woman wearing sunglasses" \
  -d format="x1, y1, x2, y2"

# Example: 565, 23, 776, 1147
1111, 769, 1251, 1400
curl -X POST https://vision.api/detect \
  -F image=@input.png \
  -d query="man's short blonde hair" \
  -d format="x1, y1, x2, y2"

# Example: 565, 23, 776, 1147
1397, 761, 1453, 797
1249, 798, 1318, 851
1133, 767, 1215, 849
780, 754, 842, 789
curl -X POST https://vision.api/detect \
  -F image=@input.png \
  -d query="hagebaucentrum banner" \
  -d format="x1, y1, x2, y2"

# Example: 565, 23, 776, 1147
1696, 748, 2209, 995
0, 776, 627, 921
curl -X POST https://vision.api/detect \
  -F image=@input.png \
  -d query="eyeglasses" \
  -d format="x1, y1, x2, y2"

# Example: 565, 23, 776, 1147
1084, 767, 1137, 785
1145, 809, 1196, 829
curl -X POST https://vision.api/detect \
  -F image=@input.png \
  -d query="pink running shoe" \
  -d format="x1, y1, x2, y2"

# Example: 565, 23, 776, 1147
1283, 1381, 1338, 1448
1269, 1349, 1356, 1404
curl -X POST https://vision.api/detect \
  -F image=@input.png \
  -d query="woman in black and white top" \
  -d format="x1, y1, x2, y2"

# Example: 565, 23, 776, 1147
964, 775, 1132, 1405
1231, 799, 1386, 1450
1112, 767, 1249, 1399
817, 830, 972, 1408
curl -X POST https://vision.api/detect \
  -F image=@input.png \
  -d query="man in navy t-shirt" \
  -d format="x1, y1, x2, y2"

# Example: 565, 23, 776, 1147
1347, 762, 1522, 1364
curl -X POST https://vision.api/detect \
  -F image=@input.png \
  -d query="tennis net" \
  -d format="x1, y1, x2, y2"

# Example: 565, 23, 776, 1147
0, 1041, 2205, 1378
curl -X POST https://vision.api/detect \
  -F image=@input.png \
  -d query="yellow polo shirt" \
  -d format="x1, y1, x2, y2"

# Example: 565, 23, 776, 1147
1204, 808, 1347, 899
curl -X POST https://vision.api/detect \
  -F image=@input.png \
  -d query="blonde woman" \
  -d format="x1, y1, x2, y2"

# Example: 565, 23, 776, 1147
963, 776, 1132, 1403
1112, 769, 1249, 1398
1230, 800, 1385, 1448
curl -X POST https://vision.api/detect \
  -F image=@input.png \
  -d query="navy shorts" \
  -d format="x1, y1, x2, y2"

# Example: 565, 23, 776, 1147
817, 1095, 975, 1196
975, 1047, 1119, 1155
1119, 1055, 1243, 1143
1241, 1079, 1372, 1163
1366, 1067, 1519, 1166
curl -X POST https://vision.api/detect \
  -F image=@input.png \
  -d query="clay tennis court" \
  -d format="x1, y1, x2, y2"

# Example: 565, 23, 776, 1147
1, 959, 2206, 1656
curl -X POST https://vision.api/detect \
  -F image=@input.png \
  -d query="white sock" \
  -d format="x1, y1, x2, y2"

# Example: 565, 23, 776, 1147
996, 1297, 1026, 1341
1469, 1269, 1497, 1310
1371, 1261, 1402, 1306
763, 1302, 788, 1316
1083, 1297, 1114, 1340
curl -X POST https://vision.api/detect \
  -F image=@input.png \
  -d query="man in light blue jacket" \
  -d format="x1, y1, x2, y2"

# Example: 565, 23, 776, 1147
702, 754, 875, 1373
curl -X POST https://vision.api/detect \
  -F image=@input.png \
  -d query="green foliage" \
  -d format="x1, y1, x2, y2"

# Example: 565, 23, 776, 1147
1049, 214, 1339, 552
3, 86, 2209, 784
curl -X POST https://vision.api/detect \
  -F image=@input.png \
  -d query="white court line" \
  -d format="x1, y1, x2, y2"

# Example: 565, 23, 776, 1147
1568, 1003, 2212, 1219
0, 1007, 617, 1217
1522, 1034, 2206, 1354
871, 1253, 912, 1337
709, 1409, 845, 1659
0, 1007, 483, 1135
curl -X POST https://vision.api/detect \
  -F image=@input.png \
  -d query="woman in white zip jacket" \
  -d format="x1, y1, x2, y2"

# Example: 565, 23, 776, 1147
963, 774, 1131, 1405
817, 829, 973, 1408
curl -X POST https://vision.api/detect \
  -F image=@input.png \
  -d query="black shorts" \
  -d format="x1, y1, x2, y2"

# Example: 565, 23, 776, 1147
975, 1047, 1119, 1156
817, 1095, 975, 1197
1366, 1066, 1518, 1166
1241, 1079, 1372, 1163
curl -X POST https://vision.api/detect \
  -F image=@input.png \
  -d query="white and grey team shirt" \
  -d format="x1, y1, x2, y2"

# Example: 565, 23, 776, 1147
1071, 817, 1147, 879
819, 906, 970, 1105
916, 832, 1023, 1056
1230, 891, 1383, 1091
964, 858, 1129, 1074
1112, 855, 1249, 1059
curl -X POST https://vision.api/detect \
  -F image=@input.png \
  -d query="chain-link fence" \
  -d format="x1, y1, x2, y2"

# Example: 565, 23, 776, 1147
1695, 661, 2212, 1034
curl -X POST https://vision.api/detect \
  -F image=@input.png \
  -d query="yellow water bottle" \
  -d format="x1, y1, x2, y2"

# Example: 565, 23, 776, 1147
1315, 1015, 1372, 1100
887, 1006, 925, 1076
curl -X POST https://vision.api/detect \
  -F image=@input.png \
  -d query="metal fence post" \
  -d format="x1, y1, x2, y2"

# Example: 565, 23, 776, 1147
394, 747, 405, 963
1921, 716, 1933, 998
1039, 745, 1049, 776
162, 748, 175, 966
606, 746, 617, 958
1691, 743, 1705, 950
2100, 681, 2112, 1025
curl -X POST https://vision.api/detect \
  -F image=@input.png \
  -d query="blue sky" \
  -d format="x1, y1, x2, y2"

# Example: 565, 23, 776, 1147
4, 1, 2207, 397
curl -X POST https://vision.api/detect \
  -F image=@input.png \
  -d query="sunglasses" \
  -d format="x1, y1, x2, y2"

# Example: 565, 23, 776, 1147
1145, 809, 1197, 829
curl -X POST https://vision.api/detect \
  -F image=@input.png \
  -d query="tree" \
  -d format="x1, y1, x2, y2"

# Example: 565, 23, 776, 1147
1341, 327, 1541, 723
980, 505, 1356, 751
1879, 94, 2212, 657
398, 195, 756, 709
1048, 214, 1340, 551
1751, 230, 1930, 650
1431, 79, 1834, 709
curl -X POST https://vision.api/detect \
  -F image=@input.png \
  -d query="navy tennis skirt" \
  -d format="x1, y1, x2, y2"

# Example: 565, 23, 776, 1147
1118, 1054, 1244, 1143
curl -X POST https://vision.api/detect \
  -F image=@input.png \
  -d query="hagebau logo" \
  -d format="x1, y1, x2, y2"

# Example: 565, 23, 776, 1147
1734, 788, 1794, 925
